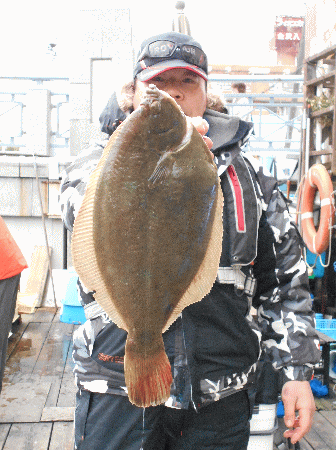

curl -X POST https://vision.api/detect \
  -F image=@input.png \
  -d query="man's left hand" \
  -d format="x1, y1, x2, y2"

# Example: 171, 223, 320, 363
282, 380, 316, 444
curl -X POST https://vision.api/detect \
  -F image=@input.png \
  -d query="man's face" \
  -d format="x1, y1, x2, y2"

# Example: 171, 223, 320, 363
133, 68, 207, 118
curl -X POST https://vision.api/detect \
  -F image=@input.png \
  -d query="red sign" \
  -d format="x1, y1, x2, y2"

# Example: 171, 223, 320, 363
275, 16, 304, 55
275, 16, 304, 28
276, 32, 302, 41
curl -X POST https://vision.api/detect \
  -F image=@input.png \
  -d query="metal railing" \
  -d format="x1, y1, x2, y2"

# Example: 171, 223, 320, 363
209, 75, 304, 176
0, 77, 70, 156
0, 91, 26, 150
0, 75, 304, 167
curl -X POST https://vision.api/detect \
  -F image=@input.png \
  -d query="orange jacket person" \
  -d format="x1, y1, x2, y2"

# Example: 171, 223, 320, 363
0, 216, 28, 392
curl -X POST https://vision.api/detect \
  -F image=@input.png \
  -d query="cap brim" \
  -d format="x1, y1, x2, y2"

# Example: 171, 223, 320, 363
136, 60, 208, 82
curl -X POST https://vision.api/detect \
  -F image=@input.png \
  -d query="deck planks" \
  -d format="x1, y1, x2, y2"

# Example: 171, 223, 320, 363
0, 424, 10, 447
299, 439, 314, 450
0, 380, 52, 423
56, 325, 76, 409
300, 411, 336, 450
41, 407, 75, 422
320, 409, 336, 426
48, 422, 75, 450
2, 423, 52, 450
0, 308, 76, 449
32, 322, 74, 378
3, 322, 52, 384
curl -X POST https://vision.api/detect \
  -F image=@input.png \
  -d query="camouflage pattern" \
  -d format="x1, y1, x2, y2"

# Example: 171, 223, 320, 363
60, 141, 107, 233
244, 154, 320, 384
59, 110, 320, 408
72, 314, 128, 396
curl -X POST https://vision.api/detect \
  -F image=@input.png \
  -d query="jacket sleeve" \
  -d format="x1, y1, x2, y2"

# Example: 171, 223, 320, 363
59, 140, 107, 232
253, 186, 321, 385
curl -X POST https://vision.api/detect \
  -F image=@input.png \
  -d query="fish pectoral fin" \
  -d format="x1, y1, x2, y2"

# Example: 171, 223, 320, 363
148, 153, 174, 188
148, 165, 170, 186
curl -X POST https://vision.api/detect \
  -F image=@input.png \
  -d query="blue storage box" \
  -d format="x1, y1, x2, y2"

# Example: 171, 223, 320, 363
306, 249, 326, 278
315, 318, 336, 340
60, 267, 87, 325
60, 304, 87, 325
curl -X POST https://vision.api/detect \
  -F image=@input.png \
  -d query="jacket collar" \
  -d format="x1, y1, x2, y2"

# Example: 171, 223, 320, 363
204, 109, 253, 155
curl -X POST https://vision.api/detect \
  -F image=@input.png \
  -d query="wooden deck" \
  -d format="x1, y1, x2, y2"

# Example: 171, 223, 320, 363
0, 307, 336, 450
0, 308, 76, 450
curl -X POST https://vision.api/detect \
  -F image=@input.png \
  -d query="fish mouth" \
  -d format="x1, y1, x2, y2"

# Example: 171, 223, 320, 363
141, 85, 185, 136
147, 117, 175, 135
147, 118, 193, 150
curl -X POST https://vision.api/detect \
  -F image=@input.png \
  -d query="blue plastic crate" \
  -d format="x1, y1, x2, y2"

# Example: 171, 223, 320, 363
316, 319, 336, 340
62, 267, 81, 306
306, 249, 326, 278
59, 267, 87, 325
60, 304, 87, 325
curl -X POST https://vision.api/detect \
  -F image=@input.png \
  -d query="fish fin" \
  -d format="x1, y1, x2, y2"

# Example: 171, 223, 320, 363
71, 137, 127, 331
148, 153, 174, 187
124, 336, 173, 407
163, 181, 224, 332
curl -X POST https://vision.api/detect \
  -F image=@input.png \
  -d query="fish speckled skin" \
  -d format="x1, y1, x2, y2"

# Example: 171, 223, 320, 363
72, 85, 223, 407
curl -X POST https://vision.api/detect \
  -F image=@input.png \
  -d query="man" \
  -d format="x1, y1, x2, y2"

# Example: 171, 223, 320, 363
230, 82, 251, 120
0, 216, 28, 392
60, 31, 320, 450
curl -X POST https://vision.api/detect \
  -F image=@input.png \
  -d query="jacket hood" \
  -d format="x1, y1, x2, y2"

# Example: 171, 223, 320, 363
204, 109, 253, 155
99, 92, 128, 135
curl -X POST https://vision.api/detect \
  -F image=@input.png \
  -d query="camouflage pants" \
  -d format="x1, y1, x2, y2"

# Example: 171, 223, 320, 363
74, 389, 250, 450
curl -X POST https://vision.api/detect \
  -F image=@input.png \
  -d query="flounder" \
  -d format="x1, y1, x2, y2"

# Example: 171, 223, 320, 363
71, 85, 223, 407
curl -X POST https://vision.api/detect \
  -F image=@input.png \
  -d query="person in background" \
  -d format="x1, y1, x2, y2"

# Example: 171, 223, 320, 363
60, 31, 320, 450
230, 82, 252, 120
0, 216, 28, 392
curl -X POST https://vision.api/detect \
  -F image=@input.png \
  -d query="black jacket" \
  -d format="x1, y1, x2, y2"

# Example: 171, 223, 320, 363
60, 93, 320, 409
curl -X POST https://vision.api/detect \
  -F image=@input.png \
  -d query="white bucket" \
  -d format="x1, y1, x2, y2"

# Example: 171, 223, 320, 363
247, 404, 277, 450
330, 350, 336, 379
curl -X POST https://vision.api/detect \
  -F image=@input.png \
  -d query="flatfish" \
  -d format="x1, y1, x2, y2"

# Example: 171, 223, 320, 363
71, 85, 223, 407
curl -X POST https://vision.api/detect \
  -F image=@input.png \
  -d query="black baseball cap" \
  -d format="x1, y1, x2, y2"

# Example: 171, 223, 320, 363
133, 31, 208, 81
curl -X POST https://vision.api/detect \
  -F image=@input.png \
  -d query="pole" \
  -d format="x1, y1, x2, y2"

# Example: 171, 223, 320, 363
63, 224, 68, 270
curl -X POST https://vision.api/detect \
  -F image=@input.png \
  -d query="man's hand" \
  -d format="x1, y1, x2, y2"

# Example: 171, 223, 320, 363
282, 380, 316, 444
189, 117, 213, 152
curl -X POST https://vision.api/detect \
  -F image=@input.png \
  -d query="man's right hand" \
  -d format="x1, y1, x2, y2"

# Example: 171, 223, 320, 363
189, 117, 213, 155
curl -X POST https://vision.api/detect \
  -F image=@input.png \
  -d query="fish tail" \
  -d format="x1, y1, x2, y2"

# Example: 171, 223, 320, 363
124, 338, 173, 408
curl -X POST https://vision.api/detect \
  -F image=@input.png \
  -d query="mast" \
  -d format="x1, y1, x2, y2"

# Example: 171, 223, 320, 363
172, 1, 191, 35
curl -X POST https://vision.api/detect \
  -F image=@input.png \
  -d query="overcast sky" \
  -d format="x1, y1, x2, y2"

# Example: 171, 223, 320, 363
0, 0, 307, 76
